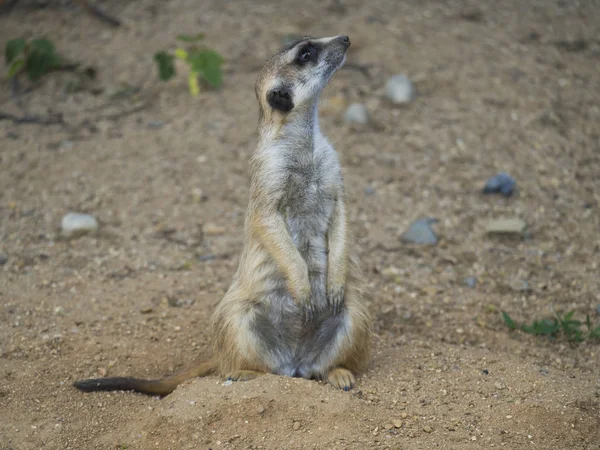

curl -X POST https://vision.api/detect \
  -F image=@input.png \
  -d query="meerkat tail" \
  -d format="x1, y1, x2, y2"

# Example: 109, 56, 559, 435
73, 360, 215, 396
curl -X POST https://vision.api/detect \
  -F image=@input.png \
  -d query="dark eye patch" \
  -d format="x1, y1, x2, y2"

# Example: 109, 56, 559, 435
296, 44, 319, 65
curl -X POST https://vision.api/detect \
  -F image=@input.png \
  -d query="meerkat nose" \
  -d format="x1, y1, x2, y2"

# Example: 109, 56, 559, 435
340, 35, 351, 47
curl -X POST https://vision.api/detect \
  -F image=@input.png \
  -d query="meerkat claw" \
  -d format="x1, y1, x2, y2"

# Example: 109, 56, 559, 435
328, 287, 345, 315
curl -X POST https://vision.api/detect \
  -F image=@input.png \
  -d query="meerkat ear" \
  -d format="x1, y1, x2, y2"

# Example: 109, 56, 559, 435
267, 88, 294, 112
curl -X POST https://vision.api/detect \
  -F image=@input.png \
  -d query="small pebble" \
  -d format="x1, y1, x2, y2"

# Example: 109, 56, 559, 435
401, 218, 438, 245
204, 223, 225, 236
393, 419, 403, 428
147, 120, 165, 129
222, 380, 233, 386
464, 277, 477, 288
293, 421, 301, 431
423, 425, 433, 433
0, 255, 7, 265
61, 212, 99, 237
364, 186, 375, 195
343, 103, 369, 125
486, 218, 526, 235
509, 278, 531, 292
400, 412, 408, 419
494, 382, 506, 390
385, 74, 416, 104
481, 369, 489, 375
483, 173, 516, 197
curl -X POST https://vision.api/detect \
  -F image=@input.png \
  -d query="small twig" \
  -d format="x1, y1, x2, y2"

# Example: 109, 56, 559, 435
0, 111, 65, 127
100, 102, 148, 121
74, 0, 121, 27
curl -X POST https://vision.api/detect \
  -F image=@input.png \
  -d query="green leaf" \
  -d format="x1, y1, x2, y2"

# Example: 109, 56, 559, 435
26, 38, 62, 81
154, 51, 175, 81
189, 49, 223, 88
7, 58, 25, 78
176, 33, 205, 42
200, 62, 222, 88
502, 311, 517, 330
5, 38, 26, 64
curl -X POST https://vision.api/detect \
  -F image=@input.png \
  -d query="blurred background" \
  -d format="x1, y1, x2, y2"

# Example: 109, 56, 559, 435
1, 1, 599, 449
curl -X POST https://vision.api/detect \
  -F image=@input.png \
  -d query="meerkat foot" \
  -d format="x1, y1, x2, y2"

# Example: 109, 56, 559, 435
327, 367, 355, 391
226, 370, 265, 382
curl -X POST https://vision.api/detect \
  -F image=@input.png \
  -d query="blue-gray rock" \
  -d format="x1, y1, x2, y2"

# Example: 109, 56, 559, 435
343, 103, 369, 125
61, 212, 99, 237
596, 304, 600, 315
385, 74, 416, 104
464, 277, 477, 288
147, 120, 165, 129
0, 255, 7, 265
401, 218, 438, 245
364, 186, 375, 195
483, 173, 516, 197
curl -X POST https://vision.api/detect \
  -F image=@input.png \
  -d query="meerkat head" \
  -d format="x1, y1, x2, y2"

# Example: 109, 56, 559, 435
256, 35, 351, 118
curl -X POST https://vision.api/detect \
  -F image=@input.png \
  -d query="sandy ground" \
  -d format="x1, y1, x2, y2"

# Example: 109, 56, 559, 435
1, 0, 600, 448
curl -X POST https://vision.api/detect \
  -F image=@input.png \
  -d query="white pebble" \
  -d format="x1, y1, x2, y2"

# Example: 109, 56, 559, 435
385, 74, 416, 104
61, 213, 98, 237
343, 103, 369, 124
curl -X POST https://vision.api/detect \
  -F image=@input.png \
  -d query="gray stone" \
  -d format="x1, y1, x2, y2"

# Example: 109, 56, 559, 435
464, 277, 477, 288
486, 218, 526, 235
61, 212, 98, 237
509, 278, 531, 292
385, 74, 416, 104
401, 218, 438, 245
0, 255, 7, 265
343, 103, 369, 125
364, 186, 375, 195
147, 120, 165, 129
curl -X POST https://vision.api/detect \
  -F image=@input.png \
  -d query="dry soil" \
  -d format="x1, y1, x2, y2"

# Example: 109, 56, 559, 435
1, 0, 599, 449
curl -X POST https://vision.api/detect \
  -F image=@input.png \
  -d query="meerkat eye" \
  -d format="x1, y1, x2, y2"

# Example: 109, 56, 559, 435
297, 44, 317, 64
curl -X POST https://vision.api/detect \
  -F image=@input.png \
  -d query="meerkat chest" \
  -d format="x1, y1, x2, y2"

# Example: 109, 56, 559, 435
283, 162, 336, 231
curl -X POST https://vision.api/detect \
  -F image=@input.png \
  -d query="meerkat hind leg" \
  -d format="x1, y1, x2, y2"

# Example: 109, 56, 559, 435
327, 367, 355, 391
226, 370, 266, 382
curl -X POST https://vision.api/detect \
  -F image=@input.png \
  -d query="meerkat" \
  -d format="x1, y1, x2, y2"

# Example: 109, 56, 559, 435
74, 35, 371, 396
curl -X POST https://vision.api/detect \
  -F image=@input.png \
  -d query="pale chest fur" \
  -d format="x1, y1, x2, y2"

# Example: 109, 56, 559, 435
281, 144, 339, 264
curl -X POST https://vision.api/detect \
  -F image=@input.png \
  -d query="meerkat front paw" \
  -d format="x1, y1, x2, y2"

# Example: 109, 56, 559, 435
327, 286, 345, 315
327, 367, 355, 391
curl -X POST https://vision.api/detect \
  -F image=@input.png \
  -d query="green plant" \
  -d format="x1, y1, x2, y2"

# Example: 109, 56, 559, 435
4, 37, 62, 81
502, 310, 600, 342
154, 33, 223, 96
